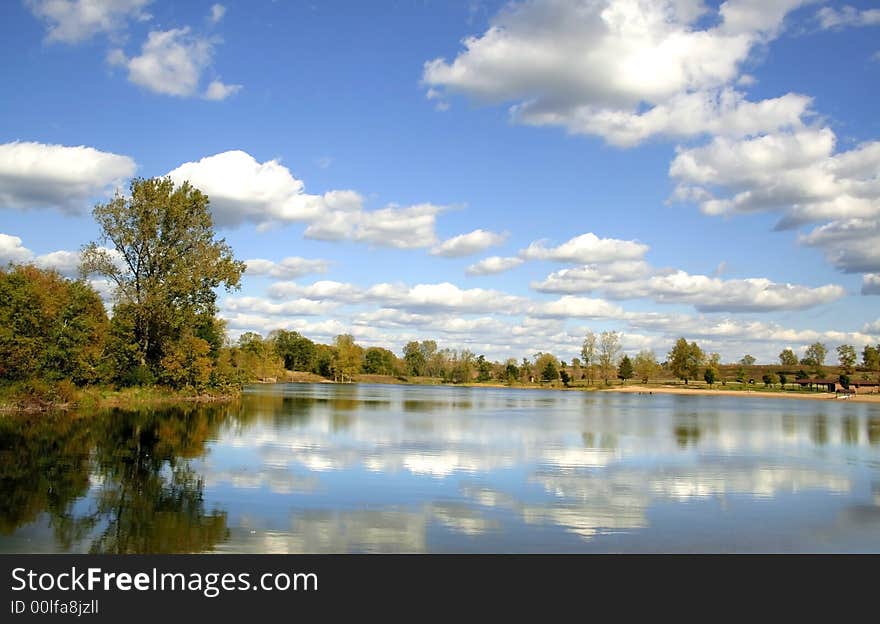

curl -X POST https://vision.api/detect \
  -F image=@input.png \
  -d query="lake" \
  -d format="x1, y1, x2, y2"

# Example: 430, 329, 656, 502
2, 383, 880, 553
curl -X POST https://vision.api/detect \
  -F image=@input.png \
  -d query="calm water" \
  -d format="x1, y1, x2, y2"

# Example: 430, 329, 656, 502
2, 383, 880, 553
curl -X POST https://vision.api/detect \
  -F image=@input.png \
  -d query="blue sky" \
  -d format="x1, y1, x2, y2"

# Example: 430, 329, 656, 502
1, 0, 878, 363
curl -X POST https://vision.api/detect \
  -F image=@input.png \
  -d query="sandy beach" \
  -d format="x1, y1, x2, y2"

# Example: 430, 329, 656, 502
606, 385, 880, 403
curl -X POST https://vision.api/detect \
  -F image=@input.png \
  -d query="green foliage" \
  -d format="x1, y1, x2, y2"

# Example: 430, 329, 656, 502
633, 349, 659, 383
778, 372, 788, 386
740, 354, 756, 366
779, 348, 798, 367
476, 355, 492, 382
80, 177, 245, 377
598, 330, 622, 384
272, 330, 316, 371
762, 372, 779, 387
668, 338, 704, 384
704, 367, 717, 386
836, 344, 857, 374
839, 374, 850, 389
617, 355, 633, 382
863, 345, 880, 372
333, 334, 363, 382
363, 347, 398, 375
0, 265, 108, 384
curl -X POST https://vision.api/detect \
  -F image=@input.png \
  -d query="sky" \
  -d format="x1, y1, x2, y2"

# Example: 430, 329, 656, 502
0, 0, 878, 364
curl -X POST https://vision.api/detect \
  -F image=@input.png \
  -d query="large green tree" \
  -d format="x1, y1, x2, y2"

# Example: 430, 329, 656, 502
668, 338, 704, 384
80, 177, 245, 377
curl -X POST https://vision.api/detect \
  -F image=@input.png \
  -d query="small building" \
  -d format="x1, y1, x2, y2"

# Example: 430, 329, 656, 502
796, 378, 839, 392
850, 380, 880, 394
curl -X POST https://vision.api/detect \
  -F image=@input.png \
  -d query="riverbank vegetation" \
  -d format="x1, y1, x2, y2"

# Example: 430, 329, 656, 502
3, 177, 880, 411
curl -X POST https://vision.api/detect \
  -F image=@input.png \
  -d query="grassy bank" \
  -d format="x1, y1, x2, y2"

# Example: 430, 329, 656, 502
0, 381, 240, 414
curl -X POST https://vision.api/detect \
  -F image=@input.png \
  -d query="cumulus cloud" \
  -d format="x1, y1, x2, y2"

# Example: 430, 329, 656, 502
223, 296, 330, 317
533, 262, 845, 312
167, 150, 448, 248
816, 5, 880, 30
520, 232, 648, 264
244, 257, 330, 280
0, 234, 34, 264
800, 218, 880, 274
430, 229, 507, 257
466, 256, 525, 276
669, 128, 880, 227
529, 295, 626, 319
27, 0, 152, 43
109, 28, 241, 99
0, 141, 136, 213
423, 0, 813, 145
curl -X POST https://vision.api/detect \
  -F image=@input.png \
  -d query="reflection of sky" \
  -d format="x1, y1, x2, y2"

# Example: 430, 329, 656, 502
197, 385, 880, 553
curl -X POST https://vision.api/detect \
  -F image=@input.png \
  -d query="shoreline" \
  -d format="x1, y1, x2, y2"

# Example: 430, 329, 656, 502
603, 384, 880, 403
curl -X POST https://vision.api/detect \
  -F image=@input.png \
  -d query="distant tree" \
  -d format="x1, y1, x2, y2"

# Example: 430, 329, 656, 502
633, 349, 659, 384
581, 331, 597, 385
476, 355, 492, 382
839, 374, 851, 389
520, 358, 533, 383
668, 338, 704, 384
363, 347, 397, 375
535, 353, 559, 383
735, 366, 746, 383
762, 372, 779, 387
740, 354, 756, 366
617, 355, 633, 383
598, 331, 622, 385
801, 342, 827, 370
448, 350, 474, 384
560, 369, 571, 387
504, 359, 519, 383
862, 344, 880, 374
795, 369, 809, 380
779, 348, 798, 367
837, 344, 857, 375
273, 330, 316, 371
778, 372, 788, 387
333, 334, 362, 382
704, 367, 717, 386
402, 341, 426, 376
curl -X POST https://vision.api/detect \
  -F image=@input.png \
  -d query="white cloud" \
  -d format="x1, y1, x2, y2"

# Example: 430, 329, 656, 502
223, 296, 330, 317
423, 0, 812, 145
0, 141, 136, 213
167, 151, 445, 248
669, 128, 880, 227
800, 218, 880, 274
816, 5, 880, 30
27, 0, 152, 44
0, 234, 34, 264
244, 257, 330, 280
533, 263, 845, 312
268, 280, 365, 303
431, 229, 507, 257
520, 232, 648, 263
112, 27, 240, 99
363, 282, 526, 315
204, 79, 242, 101
529, 295, 626, 319
863, 274, 880, 296
466, 256, 524, 275
209, 4, 227, 24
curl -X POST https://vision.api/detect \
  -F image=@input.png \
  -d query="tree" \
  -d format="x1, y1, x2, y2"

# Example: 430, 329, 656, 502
476, 355, 492, 382
633, 349, 659, 384
779, 348, 798, 367
837, 344, 857, 375
704, 367, 717, 386
333, 334, 362, 382
503, 359, 519, 383
762, 372, 778, 387
273, 330, 316, 371
668, 338, 704, 384
0, 265, 108, 384
778, 372, 788, 387
363, 347, 397, 375
80, 177, 245, 376
581, 331, 597, 385
617, 355, 633, 383
535, 353, 559, 383
560, 369, 571, 387
740, 354, 756, 366
862, 344, 879, 375
402, 341, 426, 376
597, 331, 622, 385
801, 342, 827, 371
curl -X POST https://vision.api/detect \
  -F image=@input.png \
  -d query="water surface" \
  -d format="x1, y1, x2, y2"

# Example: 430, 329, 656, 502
2, 383, 880, 553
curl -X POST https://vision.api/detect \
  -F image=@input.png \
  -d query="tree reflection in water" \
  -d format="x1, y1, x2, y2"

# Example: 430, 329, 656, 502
0, 405, 231, 553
